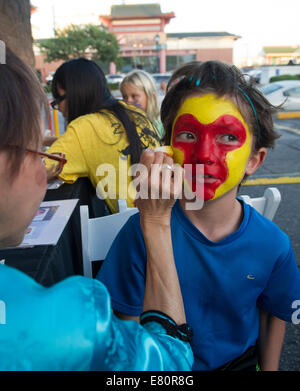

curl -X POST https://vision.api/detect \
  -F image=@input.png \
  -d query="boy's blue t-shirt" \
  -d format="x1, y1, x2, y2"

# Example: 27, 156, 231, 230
97, 200, 300, 370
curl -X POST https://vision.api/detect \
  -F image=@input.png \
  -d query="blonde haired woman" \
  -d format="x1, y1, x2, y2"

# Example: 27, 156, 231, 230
120, 69, 165, 139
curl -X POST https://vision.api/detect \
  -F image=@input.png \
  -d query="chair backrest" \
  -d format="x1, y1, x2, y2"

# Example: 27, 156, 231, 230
239, 187, 281, 221
80, 200, 138, 278
81, 188, 281, 277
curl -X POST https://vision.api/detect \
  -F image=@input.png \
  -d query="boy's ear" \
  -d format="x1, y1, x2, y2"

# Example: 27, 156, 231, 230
245, 147, 267, 176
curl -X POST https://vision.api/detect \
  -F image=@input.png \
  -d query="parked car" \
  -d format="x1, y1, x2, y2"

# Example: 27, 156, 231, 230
152, 73, 172, 91
243, 69, 262, 84
106, 74, 125, 85
259, 80, 300, 111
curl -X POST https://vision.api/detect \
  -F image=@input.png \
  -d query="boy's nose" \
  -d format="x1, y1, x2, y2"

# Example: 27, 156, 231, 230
191, 135, 216, 165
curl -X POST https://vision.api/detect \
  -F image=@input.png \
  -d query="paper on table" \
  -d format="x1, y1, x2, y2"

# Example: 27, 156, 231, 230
19, 199, 78, 247
47, 178, 64, 190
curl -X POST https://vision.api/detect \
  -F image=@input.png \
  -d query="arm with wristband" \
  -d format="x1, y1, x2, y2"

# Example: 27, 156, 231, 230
136, 149, 192, 342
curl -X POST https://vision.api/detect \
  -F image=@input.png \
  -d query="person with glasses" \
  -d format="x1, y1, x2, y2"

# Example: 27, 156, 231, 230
50, 93, 66, 111
27, 148, 67, 180
46, 58, 162, 214
0, 47, 193, 370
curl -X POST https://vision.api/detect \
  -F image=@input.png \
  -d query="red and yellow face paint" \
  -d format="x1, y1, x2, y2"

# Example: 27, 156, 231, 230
171, 94, 252, 201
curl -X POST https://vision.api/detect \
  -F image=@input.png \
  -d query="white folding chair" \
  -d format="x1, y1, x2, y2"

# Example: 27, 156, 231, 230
239, 187, 281, 221
80, 200, 138, 278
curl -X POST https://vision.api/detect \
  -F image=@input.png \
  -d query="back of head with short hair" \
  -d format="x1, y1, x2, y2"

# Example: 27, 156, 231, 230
120, 69, 160, 123
161, 61, 280, 150
0, 47, 48, 178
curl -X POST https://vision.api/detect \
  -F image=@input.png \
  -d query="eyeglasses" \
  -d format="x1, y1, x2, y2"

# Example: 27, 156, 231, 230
26, 148, 67, 173
50, 94, 66, 110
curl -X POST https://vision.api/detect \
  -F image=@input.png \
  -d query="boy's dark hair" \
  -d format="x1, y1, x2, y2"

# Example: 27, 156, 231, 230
52, 58, 151, 164
0, 47, 48, 178
161, 61, 280, 150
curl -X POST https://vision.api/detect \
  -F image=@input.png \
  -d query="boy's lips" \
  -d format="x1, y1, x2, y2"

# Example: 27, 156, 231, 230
184, 171, 222, 186
199, 174, 219, 179
192, 169, 223, 180
193, 174, 221, 184
184, 167, 223, 182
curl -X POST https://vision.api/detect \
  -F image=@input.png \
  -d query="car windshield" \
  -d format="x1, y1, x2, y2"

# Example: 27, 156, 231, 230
260, 83, 283, 95
153, 75, 171, 82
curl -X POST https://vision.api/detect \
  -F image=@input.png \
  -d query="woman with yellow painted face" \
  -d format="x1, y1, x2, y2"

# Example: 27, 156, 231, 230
96, 61, 300, 371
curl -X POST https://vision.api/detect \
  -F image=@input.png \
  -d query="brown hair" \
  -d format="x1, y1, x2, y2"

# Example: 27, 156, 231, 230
0, 47, 48, 177
161, 61, 280, 150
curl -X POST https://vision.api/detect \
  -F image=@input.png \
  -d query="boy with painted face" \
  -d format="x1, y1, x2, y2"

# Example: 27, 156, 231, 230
97, 61, 300, 371
171, 93, 255, 202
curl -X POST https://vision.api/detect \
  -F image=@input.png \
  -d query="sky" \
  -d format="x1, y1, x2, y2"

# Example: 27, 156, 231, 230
32, 0, 300, 59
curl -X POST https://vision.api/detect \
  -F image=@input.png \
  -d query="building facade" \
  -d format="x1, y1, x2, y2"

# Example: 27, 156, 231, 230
100, 4, 239, 74
166, 32, 239, 71
100, 3, 174, 73
32, 3, 240, 80
263, 46, 300, 65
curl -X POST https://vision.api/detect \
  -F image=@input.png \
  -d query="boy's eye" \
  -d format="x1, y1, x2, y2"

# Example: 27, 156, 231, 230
218, 133, 239, 144
175, 131, 196, 142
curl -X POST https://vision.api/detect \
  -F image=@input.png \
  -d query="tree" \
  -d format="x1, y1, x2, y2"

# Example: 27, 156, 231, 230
38, 24, 120, 64
0, 0, 34, 66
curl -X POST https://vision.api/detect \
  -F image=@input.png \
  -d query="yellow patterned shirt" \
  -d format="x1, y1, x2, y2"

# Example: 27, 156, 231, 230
47, 103, 161, 213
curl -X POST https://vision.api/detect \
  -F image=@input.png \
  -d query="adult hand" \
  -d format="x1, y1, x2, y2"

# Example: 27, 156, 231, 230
135, 149, 183, 225
137, 149, 186, 325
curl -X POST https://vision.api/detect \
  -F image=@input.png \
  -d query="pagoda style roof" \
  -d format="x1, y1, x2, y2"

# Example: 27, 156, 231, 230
111, 3, 163, 18
101, 3, 174, 21
167, 32, 240, 39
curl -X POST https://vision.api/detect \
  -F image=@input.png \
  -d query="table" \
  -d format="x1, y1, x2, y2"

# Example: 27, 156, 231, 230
0, 178, 108, 286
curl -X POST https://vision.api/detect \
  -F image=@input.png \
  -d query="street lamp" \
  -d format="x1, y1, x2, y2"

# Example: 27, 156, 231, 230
154, 33, 160, 73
